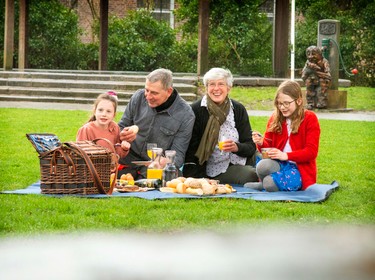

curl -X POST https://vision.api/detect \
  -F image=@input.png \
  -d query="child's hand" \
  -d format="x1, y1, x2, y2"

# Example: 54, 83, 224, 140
268, 149, 288, 161
252, 131, 264, 146
121, 140, 130, 151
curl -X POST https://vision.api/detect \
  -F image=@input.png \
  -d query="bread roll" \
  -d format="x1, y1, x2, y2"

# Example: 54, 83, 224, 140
129, 125, 139, 134
176, 182, 187, 194
201, 183, 216, 195
185, 178, 203, 188
159, 187, 177, 193
185, 187, 203, 196
166, 178, 182, 189
215, 186, 228, 194
177, 177, 186, 182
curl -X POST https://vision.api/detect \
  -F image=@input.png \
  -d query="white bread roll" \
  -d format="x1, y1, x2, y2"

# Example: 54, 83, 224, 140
159, 187, 177, 193
201, 183, 216, 195
184, 178, 203, 188
185, 187, 203, 196
129, 125, 139, 134
176, 182, 187, 194
166, 178, 183, 189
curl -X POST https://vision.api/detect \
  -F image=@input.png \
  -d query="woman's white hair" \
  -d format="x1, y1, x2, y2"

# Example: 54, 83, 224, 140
203, 67, 233, 87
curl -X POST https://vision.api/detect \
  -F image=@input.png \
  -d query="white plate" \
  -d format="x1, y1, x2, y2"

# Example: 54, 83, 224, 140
131, 161, 152, 166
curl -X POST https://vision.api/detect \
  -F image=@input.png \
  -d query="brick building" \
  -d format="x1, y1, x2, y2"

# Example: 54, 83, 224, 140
60, 0, 176, 44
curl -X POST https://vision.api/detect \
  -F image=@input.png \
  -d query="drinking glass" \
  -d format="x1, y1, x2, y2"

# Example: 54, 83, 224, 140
218, 135, 228, 155
147, 143, 157, 160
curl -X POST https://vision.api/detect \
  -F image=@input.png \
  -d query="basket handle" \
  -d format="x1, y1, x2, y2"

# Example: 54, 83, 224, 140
51, 147, 76, 176
67, 142, 107, 194
66, 140, 118, 195
92, 138, 119, 191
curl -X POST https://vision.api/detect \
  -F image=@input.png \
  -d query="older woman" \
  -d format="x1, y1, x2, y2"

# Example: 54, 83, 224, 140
183, 67, 259, 185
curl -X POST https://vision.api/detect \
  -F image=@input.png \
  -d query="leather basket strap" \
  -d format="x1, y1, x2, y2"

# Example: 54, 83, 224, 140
92, 138, 119, 192
50, 147, 76, 176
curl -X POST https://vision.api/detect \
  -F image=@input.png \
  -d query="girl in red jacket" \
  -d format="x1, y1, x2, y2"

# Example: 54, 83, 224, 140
249, 80, 321, 191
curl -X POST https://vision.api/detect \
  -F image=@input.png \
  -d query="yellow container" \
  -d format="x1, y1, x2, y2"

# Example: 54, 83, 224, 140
147, 168, 163, 180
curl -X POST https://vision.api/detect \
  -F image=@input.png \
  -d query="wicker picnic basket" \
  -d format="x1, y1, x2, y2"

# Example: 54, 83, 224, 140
27, 134, 117, 195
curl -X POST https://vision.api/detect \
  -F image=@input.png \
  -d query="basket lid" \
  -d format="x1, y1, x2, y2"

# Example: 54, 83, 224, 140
26, 133, 62, 154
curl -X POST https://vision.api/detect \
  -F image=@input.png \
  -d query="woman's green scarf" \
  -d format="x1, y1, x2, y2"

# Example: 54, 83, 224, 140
195, 95, 230, 165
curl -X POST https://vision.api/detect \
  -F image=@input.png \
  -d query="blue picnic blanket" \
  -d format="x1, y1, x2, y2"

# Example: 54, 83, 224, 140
2, 181, 339, 203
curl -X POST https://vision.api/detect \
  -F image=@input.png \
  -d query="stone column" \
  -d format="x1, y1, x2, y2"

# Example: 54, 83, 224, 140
318, 19, 340, 90
317, 20, 348, 109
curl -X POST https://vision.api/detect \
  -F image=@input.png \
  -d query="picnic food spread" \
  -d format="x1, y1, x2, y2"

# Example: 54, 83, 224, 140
159, 177, 235, 196
113, 173, 235, 195
114, 173, 157, 192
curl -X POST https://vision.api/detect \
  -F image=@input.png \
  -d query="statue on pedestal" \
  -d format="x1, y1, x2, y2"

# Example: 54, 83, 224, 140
302, 46, 331, 109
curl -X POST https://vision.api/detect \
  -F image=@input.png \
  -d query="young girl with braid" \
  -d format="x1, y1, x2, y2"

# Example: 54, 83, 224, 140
248, 80, 321, 191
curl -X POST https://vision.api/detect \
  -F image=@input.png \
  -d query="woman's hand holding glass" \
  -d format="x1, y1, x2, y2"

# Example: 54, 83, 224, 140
218, 135, 238, 155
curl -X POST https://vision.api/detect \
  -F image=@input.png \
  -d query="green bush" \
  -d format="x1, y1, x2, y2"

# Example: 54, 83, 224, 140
168, 35, 198, 73
27, 0, 85, 69
107, 10, 176, 71
1, 0, 372, 86
175, 0, 273, 76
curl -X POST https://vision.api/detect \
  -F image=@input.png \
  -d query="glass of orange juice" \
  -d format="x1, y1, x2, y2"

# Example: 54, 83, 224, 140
147, 143, 157, 160
218, 135, 228, 155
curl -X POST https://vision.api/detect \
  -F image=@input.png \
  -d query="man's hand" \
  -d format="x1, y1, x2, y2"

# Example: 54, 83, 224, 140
120, 126, 137, 143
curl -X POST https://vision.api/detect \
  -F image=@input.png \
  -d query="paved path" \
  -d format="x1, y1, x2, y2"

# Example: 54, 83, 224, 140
1, 101, 375, 122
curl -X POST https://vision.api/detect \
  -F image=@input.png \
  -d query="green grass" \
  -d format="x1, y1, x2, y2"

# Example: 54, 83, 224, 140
230, 86, 375, 111
0, 86, 374, 236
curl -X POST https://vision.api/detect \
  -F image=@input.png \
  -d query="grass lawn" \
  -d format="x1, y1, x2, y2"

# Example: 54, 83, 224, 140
230, 86, 375, 111
0, 86, 374, 236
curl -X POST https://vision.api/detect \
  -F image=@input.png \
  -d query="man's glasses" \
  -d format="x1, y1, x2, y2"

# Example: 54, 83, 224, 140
276, 99, 296, 108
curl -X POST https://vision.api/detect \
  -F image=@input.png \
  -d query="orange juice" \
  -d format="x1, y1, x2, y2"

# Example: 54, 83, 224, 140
147, 150, 153, 159
218, 141, 225, 151
147, 168, 163, 180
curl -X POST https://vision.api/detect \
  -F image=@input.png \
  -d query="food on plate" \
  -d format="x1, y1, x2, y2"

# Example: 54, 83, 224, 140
201, 182, 217, 195
166, 178, 182, 189
176, 182, 187, 194
159, 177, 235, 195
176, 177, 186, 183
119, 173, 135, 185
184, 178, 204, 188
116, 185, 140, 192
159, 187, 177, 193
185, 187, 204, 196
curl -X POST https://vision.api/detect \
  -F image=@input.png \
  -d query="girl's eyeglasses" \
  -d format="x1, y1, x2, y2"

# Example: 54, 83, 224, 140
276, 99, 296, 108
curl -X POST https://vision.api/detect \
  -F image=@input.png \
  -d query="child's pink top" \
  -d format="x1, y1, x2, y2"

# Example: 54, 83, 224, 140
76, 121, 128, 158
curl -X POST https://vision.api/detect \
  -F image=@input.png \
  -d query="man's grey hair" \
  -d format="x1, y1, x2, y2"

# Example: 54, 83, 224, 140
146, 68, 173, 90
203, 67, 233, 88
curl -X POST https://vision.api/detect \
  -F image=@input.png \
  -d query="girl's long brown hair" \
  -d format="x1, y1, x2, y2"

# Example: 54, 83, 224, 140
88, 93, 118, 122
268, 80, 306, 134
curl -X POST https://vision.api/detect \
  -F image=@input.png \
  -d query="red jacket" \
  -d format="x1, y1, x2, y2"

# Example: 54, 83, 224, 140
260, 110, 320, 190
